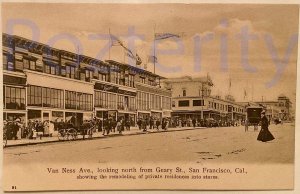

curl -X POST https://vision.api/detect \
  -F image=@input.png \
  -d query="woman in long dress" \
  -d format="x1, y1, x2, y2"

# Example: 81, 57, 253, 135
257, 111, 275, 142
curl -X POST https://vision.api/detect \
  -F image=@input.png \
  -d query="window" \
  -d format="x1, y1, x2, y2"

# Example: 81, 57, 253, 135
172, 101, 176, 107
80, 71, 86, 81
66, 66, 76, 79
30, 60, 36, 70
128, 96, 136, 111
3, 54, 8, 70
15, 60, 24, 71
137, 91, 148, 110
178, 100, 189, 107
118, 95, 125, 110
50, 66, 56, 75
99, 73, 107, 82
182, 89, 186, 97
128, 75, 135, 87
4, 86, 25, 110
28, 85, 63, 108
23, 59, 30, 69
42, 88, 51, 107
193, 100, 204, 106
66, 91, 92, 111
27, 85, 42, 106
45, 65, 50, 74
65, 91, 77, 109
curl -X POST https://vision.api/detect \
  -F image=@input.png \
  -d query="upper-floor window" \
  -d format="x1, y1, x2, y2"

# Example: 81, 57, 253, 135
24, 58, 36, 70
178, 100, 189, 107
66, 65, 76, 79
172, 101, 176, 107
182, 89, 186, 97
3, 54, 8, 70
99, 73, 107, 82
85, 70, 93, 82
128, 75, 135, 87
44, 64, 56, 75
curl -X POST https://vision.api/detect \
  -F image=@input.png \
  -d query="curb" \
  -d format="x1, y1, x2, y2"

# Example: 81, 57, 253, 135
4, 127, 206, 148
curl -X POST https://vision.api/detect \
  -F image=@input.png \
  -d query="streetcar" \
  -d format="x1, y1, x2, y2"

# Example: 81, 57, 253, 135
245, 105, 264, 132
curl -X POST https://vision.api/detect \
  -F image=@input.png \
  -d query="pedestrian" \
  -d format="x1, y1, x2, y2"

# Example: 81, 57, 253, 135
156, 119, 160, 130
192, 118, 196, 128
245, 119, 249, 132
116, 119, 121, 134
137, 118, 142, 130
49, 121, 55, 137
142, 119, 147, 132
125, 119, 131, 131
150, 117, 154, 130
257, 111, 275, 142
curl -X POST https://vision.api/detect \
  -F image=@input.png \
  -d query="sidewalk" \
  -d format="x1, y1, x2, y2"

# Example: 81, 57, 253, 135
4, 126, 206, 148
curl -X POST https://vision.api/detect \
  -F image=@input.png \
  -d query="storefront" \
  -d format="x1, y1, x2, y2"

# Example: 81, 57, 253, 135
95, 110, 117, 120
151, 111, 162, 120
137, 112, 150, 120
117, 111, 136, 126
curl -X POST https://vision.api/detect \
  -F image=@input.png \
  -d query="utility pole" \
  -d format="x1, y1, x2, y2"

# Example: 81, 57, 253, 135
201, 82, 204, 120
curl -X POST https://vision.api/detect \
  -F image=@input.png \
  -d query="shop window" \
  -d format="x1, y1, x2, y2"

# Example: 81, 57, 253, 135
28, 109, 42, 122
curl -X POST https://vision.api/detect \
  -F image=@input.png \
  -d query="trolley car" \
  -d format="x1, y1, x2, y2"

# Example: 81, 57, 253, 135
245, 105, 263, 132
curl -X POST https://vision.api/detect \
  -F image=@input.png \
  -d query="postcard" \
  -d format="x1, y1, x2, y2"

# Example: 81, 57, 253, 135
1, 1, 298, 192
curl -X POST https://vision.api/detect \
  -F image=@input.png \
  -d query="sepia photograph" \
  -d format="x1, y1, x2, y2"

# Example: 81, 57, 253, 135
1, 1, 298, 192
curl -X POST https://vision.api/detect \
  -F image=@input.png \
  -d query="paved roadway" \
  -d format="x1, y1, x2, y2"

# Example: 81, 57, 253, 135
3, 123, 294, 165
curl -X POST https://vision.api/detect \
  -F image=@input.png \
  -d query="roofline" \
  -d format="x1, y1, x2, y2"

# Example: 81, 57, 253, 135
106, 60, 166, 79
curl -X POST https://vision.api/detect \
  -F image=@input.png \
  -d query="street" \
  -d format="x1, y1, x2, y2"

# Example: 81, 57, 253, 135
3, 123, 294, 165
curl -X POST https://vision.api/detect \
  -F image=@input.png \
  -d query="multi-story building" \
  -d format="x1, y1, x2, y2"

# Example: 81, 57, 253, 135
2, 33, 172, 131
162, 76, 245, 122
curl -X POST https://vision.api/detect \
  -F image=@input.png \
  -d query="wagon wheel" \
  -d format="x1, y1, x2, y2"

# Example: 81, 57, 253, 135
58, 129, 66, 141
67, 128, 78, 140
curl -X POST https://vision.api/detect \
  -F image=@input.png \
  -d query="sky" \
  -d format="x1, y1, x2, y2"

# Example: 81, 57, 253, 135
1, 3, 298, 105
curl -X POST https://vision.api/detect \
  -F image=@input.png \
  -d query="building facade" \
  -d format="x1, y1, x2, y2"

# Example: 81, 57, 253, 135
2, 33, 172, 130
162, 76, 246, 122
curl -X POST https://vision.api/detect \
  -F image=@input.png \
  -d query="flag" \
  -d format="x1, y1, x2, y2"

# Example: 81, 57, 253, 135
155, 33, 181, 40
110, 34, 123, 46
136, 54, 142, 66
147, 55, 158, 63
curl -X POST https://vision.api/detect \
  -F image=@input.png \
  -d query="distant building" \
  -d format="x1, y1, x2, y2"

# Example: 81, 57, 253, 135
162, 76, 245, 122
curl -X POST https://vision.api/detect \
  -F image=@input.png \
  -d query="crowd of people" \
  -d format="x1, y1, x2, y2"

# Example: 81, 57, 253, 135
4, 116, 244, 141
169, 118, 243, 128
3, 119, 56, 140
